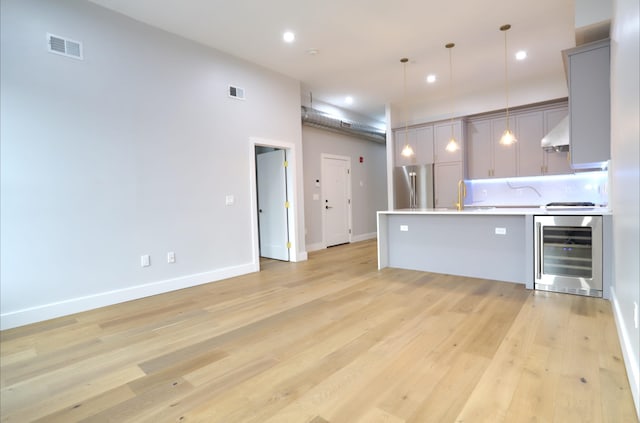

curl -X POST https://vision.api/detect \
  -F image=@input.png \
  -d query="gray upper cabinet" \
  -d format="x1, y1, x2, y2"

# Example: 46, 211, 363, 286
516, 106, 571, 176
394, 125, 434, 167
565, 39, 610, 169
434, 120, 464, 163
466, 101, 571, 179
467, 119, 492, 178
415, 126, 435, 165
516, 111, 546, 177
543, 108, 572, 175
394, 128, 418, 167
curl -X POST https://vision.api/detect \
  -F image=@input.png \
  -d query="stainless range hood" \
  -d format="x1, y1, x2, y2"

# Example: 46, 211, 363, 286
541, 115, 569, 152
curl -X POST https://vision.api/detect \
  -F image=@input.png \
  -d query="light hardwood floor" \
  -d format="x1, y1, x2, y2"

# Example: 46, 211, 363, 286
1, 240, 637, 422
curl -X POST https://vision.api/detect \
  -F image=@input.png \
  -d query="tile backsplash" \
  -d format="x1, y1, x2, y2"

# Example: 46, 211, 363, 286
465, 170, 608, 207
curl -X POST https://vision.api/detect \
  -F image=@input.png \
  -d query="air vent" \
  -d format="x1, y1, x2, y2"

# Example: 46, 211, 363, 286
47, 33, 83, 60
228, 85, 245, 100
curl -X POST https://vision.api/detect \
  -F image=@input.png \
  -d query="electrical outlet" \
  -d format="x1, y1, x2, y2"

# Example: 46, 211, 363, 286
141, 255, 150, 267
400, 225, 408, 232
167, 252, 176, 264
495, 227, 507, 235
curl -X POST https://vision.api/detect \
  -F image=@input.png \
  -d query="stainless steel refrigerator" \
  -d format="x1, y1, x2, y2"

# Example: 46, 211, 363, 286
394, 165, 434, 209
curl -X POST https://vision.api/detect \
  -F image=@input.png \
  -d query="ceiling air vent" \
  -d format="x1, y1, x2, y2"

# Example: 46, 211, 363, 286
228, 85, 245, 100
47, 33, 83, 60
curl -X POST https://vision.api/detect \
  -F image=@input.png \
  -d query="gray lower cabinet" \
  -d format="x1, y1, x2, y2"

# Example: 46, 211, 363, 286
565, 39, 611, 169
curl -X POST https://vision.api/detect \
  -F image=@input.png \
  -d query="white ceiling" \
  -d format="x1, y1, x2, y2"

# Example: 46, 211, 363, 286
88, 0, 576, 122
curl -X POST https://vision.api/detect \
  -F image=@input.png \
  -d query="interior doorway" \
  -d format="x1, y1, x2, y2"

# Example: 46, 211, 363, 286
256, 148, 289, 261
321, 154, 352, 247
249, 137, 303, 269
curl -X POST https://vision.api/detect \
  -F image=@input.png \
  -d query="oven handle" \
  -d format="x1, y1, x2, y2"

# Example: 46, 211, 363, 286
536, 221, 542, 280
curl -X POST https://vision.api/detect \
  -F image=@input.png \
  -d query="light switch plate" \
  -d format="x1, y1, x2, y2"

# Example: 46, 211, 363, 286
225, 195, 234, 206
167, 252, 176, 263
141, 255, 150, 267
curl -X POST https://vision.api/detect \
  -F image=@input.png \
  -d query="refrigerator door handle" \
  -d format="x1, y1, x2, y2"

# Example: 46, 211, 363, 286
535, 222, 542, 280
410, 172, 416, 208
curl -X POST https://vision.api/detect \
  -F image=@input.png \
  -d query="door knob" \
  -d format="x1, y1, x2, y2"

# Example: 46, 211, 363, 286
325, 205, 333, 209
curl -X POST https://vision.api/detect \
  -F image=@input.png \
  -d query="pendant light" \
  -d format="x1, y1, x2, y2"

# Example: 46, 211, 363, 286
499, 24, 517, 146
400, 57, 414, 157
445, 43, 460, 152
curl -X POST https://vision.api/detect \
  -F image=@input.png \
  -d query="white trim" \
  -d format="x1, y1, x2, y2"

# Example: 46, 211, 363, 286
249, 137, 305, 266
0, 263, 257, 330
306, 242, 325, 252
610, 286, 640, 418
351, 232, 377, 243
307, 235, 374, 254
293, 251, 308, 262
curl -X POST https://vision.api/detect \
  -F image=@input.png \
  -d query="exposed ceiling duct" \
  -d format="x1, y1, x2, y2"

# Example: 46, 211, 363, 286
301, 106, 386, 144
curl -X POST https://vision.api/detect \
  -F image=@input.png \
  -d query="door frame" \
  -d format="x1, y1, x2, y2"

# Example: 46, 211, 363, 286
249, 137, 303, 268
321, 153, 352, 248
256, 148, 289, 261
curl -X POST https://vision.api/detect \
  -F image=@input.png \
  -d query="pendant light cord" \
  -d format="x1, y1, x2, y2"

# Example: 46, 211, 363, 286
449, 45, 454, 139
403, 60, 408, 142
504, 27, 510, 132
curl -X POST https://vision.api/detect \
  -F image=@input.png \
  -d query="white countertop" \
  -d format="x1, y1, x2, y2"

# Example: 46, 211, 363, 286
379, 206, 612, 216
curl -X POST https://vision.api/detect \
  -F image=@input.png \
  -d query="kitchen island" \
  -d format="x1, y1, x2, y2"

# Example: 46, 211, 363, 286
377, 207, 612, 292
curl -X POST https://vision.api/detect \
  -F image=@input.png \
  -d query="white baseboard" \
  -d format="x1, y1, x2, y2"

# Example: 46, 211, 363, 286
610, 286, 640, 418
306, 234, 376, 254
306, 242, 324, 252
352, 232, 377, 243
0, 262, 259, 331
293, 251, 308, 262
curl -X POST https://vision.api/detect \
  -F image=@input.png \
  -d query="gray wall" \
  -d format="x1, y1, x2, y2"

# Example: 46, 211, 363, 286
611, 0, 640, 412
0, 0, 304, 328
302, 126, 387, 249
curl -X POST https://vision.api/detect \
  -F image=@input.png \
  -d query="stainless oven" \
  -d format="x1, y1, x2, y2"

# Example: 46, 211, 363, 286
534, 215, 603, 297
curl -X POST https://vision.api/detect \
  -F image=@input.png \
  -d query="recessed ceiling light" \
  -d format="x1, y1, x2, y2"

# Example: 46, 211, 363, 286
426, 74, 437, 83
515, 50, 527, 60
283, 31, 295, 43
345, 96, 354, 104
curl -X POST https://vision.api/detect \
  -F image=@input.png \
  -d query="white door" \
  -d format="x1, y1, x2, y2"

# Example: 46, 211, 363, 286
257, 149, 289, 261
322, 155, 351, 247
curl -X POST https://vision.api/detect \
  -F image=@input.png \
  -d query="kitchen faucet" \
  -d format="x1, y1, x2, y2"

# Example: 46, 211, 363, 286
456, 179, 466, 211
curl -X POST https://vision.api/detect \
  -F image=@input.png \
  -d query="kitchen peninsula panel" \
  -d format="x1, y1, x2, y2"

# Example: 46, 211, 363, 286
378, 212, 533, 287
